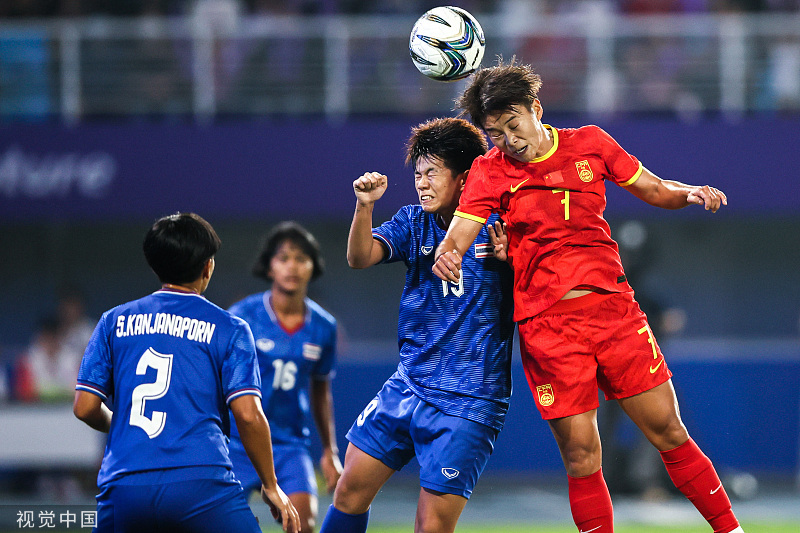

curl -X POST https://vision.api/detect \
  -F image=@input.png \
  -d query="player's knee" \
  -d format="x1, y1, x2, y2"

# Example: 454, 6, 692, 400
651, 420, 689, 451
562, 443, 601, 476
415, 513, 456, 533
331, 477, 371, 515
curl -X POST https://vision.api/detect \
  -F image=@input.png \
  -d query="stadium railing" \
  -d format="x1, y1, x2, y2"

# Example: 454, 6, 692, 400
1, 10, 800, 122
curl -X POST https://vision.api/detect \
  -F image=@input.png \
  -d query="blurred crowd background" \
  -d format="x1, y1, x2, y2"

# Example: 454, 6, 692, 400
0, 0, 798, 511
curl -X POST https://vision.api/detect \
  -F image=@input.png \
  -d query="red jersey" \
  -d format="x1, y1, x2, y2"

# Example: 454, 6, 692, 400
455, 125, 642, 321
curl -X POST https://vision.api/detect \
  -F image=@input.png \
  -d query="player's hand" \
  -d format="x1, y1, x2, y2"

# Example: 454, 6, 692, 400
687, 185, 727, 213
487, 220, 509, 262
320, 449, 343, 494
353, 172, 388, 206
261, 483, 301, 533
433, 249, 462, 282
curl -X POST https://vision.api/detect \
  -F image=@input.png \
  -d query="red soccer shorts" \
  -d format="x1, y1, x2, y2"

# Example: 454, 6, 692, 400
517, 290, 672, 420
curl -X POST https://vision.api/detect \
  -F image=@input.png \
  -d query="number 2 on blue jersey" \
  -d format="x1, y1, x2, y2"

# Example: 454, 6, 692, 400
130, 347, 173, 439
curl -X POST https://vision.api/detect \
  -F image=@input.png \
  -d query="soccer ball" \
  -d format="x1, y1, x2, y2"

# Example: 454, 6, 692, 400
409, 6, 486, 82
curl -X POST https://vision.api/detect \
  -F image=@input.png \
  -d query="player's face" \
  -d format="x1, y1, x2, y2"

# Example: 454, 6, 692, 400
483, 101, 549, 163
414, 155, 465, 215
269, 240, 314, 295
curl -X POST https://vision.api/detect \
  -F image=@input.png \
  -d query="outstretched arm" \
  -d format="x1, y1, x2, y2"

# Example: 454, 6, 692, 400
230, 395, 300, 533
433, 216, 485, 282
627, 167, 727, 212
347, 172, 389, 269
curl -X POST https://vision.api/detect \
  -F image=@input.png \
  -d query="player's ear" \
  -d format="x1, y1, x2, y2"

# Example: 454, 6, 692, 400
532, 99, 543, 120
203, 257, 215, 281
457, 170, 468, 191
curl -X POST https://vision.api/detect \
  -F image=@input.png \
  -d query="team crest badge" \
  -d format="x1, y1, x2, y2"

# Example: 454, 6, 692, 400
575, 160, 593, 182
536, 384, 555, 407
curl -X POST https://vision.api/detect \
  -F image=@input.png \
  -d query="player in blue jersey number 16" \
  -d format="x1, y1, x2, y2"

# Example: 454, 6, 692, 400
73, 212, 299, 533
227, 221, 342, 533
319, 118, 515, 533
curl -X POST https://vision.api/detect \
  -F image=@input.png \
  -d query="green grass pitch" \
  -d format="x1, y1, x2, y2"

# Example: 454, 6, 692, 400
357, 524, 799, 533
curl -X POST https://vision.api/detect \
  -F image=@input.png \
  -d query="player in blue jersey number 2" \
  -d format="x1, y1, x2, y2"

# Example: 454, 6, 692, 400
318, 118, 515, 533
73, 212, 300, 533
227, 221, 342, 533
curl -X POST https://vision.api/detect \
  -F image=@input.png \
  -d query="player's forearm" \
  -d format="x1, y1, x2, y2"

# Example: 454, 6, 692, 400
629, 168, 696, 210
435, 216, 483, 260
238, 415, 280, 489
232, 397, 280, 489
347, 201, 377, 268
311, 381, 338, 454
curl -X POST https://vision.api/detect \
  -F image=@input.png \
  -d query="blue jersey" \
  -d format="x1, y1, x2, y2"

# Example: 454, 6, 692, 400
372, 205, 515, 430
228, 291, 336, 447
76, 289, 261, 488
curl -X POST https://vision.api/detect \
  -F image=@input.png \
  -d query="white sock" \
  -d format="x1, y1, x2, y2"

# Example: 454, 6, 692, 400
728, 527, 745, 533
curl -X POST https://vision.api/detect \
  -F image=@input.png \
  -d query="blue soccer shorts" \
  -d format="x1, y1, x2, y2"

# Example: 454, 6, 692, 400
229, 441, 317, 496
93, 467, 260, 533
346, 372, 498, 499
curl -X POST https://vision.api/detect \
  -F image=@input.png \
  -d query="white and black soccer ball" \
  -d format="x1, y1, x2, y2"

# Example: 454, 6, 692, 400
409, 6, 486, 82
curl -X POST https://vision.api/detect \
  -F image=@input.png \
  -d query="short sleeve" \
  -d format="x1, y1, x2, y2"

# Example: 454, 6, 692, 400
75, 314, 114, 400
222, 319, 262, 404
372, 207, 413, 264
455, 156, 497, 223
594, 126, 643, 186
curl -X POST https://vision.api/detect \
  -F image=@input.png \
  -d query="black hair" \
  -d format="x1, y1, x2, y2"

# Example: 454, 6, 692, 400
143, 212, 221, 284
405, 117, 488, 174
251, 221, 324, 282
456, 56, 543, 129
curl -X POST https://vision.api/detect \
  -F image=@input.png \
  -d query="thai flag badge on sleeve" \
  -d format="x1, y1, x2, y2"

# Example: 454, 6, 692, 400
474, 242, 494, 258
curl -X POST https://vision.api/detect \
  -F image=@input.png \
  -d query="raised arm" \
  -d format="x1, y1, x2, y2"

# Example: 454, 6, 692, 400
626, 167, 727, 212
432, 215, 485, 282
230, 395, 300, 533
347, 172, 389, 269
310, 378, 342, 493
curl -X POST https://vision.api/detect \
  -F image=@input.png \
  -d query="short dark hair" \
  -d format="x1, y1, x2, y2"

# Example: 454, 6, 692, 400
252, 221, 324, 282
405, 117, 488, 174
143, 212, 221, 284
455, 56, 543, 129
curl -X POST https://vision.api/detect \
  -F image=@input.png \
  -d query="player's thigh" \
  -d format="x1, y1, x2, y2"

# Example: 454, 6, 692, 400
616, 379, 689, 450
415, 488, 468, 533
333, 443, 395, 514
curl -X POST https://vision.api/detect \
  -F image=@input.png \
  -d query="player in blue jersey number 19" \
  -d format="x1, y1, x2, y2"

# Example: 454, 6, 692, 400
73, 212, 299, 533
318, 118, 515, 533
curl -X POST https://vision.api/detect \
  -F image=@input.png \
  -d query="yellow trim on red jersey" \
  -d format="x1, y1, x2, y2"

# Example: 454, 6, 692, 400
620, 162, 644, 187
454, 210, 487, 224
529, 125, 559, 163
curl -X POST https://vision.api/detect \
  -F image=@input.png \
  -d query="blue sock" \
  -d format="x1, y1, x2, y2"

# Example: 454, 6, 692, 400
318, 504, 369, 533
